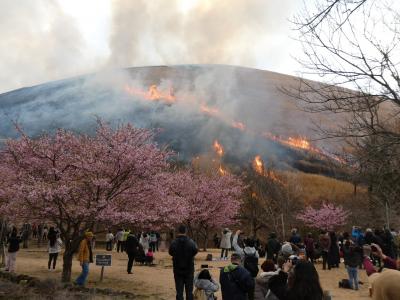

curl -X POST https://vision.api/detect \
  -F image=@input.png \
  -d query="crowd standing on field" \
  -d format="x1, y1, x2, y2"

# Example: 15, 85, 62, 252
1, 222, 399, 300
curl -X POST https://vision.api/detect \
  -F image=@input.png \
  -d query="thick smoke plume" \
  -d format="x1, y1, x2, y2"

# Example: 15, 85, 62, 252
0, 0, 102, 93
108, 0, 293, 68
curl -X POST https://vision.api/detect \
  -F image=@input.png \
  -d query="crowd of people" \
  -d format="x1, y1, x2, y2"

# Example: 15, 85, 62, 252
1, 223, 399, 299
169, 225, 400, 300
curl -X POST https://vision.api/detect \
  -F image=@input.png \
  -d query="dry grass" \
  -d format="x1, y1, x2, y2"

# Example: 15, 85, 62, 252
6, 247, 370, 300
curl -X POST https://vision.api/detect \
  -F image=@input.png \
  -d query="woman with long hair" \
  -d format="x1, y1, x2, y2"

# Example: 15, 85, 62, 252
268, 261, 325, 300
47, 227, 62, 270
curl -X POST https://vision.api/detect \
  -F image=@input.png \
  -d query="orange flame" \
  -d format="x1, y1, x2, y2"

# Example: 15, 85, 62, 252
213, 140, 224, 157
263, 133, 318, 152
267, 170, 286, 186
200, 103, 220, 116
125, 84, 176, 104
253, 155, 264, 175
232, 121, 246, 131
218, 165, 227, 176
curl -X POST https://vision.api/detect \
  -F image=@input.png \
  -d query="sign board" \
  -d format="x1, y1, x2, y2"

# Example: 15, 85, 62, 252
95, 254, 112, 267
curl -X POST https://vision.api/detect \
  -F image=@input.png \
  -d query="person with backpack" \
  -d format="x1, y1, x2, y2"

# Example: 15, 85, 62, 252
220, 253, 255, 300
232, 230, 259, 300
194, 269, 219, 300
125, 231, 139, 274
169, 225, 198, 300
47, 227, 62, 270
5, 228, 21, 273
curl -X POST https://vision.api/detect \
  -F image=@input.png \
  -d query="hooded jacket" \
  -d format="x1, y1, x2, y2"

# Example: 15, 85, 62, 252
254, 271, 279, 300
232, 234, 259, 260
194, 272, 219, 300
219, 264, 254, 300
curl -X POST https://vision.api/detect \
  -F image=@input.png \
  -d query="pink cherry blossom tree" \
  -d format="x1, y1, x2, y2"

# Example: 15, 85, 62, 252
0, 121, 184, 282
172, 170, 244, 250
296, 202, 350, 231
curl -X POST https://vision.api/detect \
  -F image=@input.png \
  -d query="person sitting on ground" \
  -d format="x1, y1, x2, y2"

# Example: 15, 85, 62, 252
146, 248, 154, 265
254, 259, 279, 300
194, 269, 219, 300
268, 260, 326, 300
135, 244, 146, 265
220, 253, 255, 300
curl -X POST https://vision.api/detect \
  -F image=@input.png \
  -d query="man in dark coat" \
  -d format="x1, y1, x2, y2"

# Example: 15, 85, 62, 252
125, 231, 139, 274
169, 225, 198, 300
266, 232, 281, 262
220, 253, 255, 300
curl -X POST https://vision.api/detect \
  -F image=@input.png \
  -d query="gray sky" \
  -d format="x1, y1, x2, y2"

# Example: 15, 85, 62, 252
0, 0, 303, 93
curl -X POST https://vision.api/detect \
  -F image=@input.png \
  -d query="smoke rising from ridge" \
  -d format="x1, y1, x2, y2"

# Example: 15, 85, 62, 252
108, 0, 293, 68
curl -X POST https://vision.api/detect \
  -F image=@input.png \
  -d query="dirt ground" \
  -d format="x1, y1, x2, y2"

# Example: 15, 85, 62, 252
6, 246, 370, 299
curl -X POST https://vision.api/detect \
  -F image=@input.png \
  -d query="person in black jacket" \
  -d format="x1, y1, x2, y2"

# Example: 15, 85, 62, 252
266, 232, 281, 263
268, 260, 324, 300
125, 231, 139, 274
169, 225, 198, 300
220, 253, 255, 300
342, 241, 362, 290
6, 228, 21, 273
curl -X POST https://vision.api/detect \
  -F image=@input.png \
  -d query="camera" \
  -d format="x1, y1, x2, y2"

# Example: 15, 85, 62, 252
289, 255, 299, 265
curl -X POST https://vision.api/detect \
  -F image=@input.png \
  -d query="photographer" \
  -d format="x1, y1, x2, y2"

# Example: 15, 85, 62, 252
232, 230, 259, 300
267, 260, 326, 300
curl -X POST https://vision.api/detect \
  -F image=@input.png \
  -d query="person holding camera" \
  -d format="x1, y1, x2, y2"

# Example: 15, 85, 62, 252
267, 260, 326, 300
232, 230, 259, 300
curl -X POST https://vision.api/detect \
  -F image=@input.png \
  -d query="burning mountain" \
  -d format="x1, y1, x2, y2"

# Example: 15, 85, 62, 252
0, 65, 345, 177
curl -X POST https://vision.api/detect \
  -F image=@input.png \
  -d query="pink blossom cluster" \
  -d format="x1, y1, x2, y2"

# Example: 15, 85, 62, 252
0, 122, 244, 232
296, 202, 350, 231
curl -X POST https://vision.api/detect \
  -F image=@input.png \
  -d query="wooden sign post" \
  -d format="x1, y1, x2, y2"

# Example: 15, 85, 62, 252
95, 254, 112, 282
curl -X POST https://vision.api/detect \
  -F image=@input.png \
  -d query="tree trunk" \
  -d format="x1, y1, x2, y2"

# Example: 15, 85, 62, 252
62, 249, 75, 282
61, 237, 82, 282
203, 230, 208, 251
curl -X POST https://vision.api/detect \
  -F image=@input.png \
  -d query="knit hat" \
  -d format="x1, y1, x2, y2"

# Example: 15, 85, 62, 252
281, 243, 293, 256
